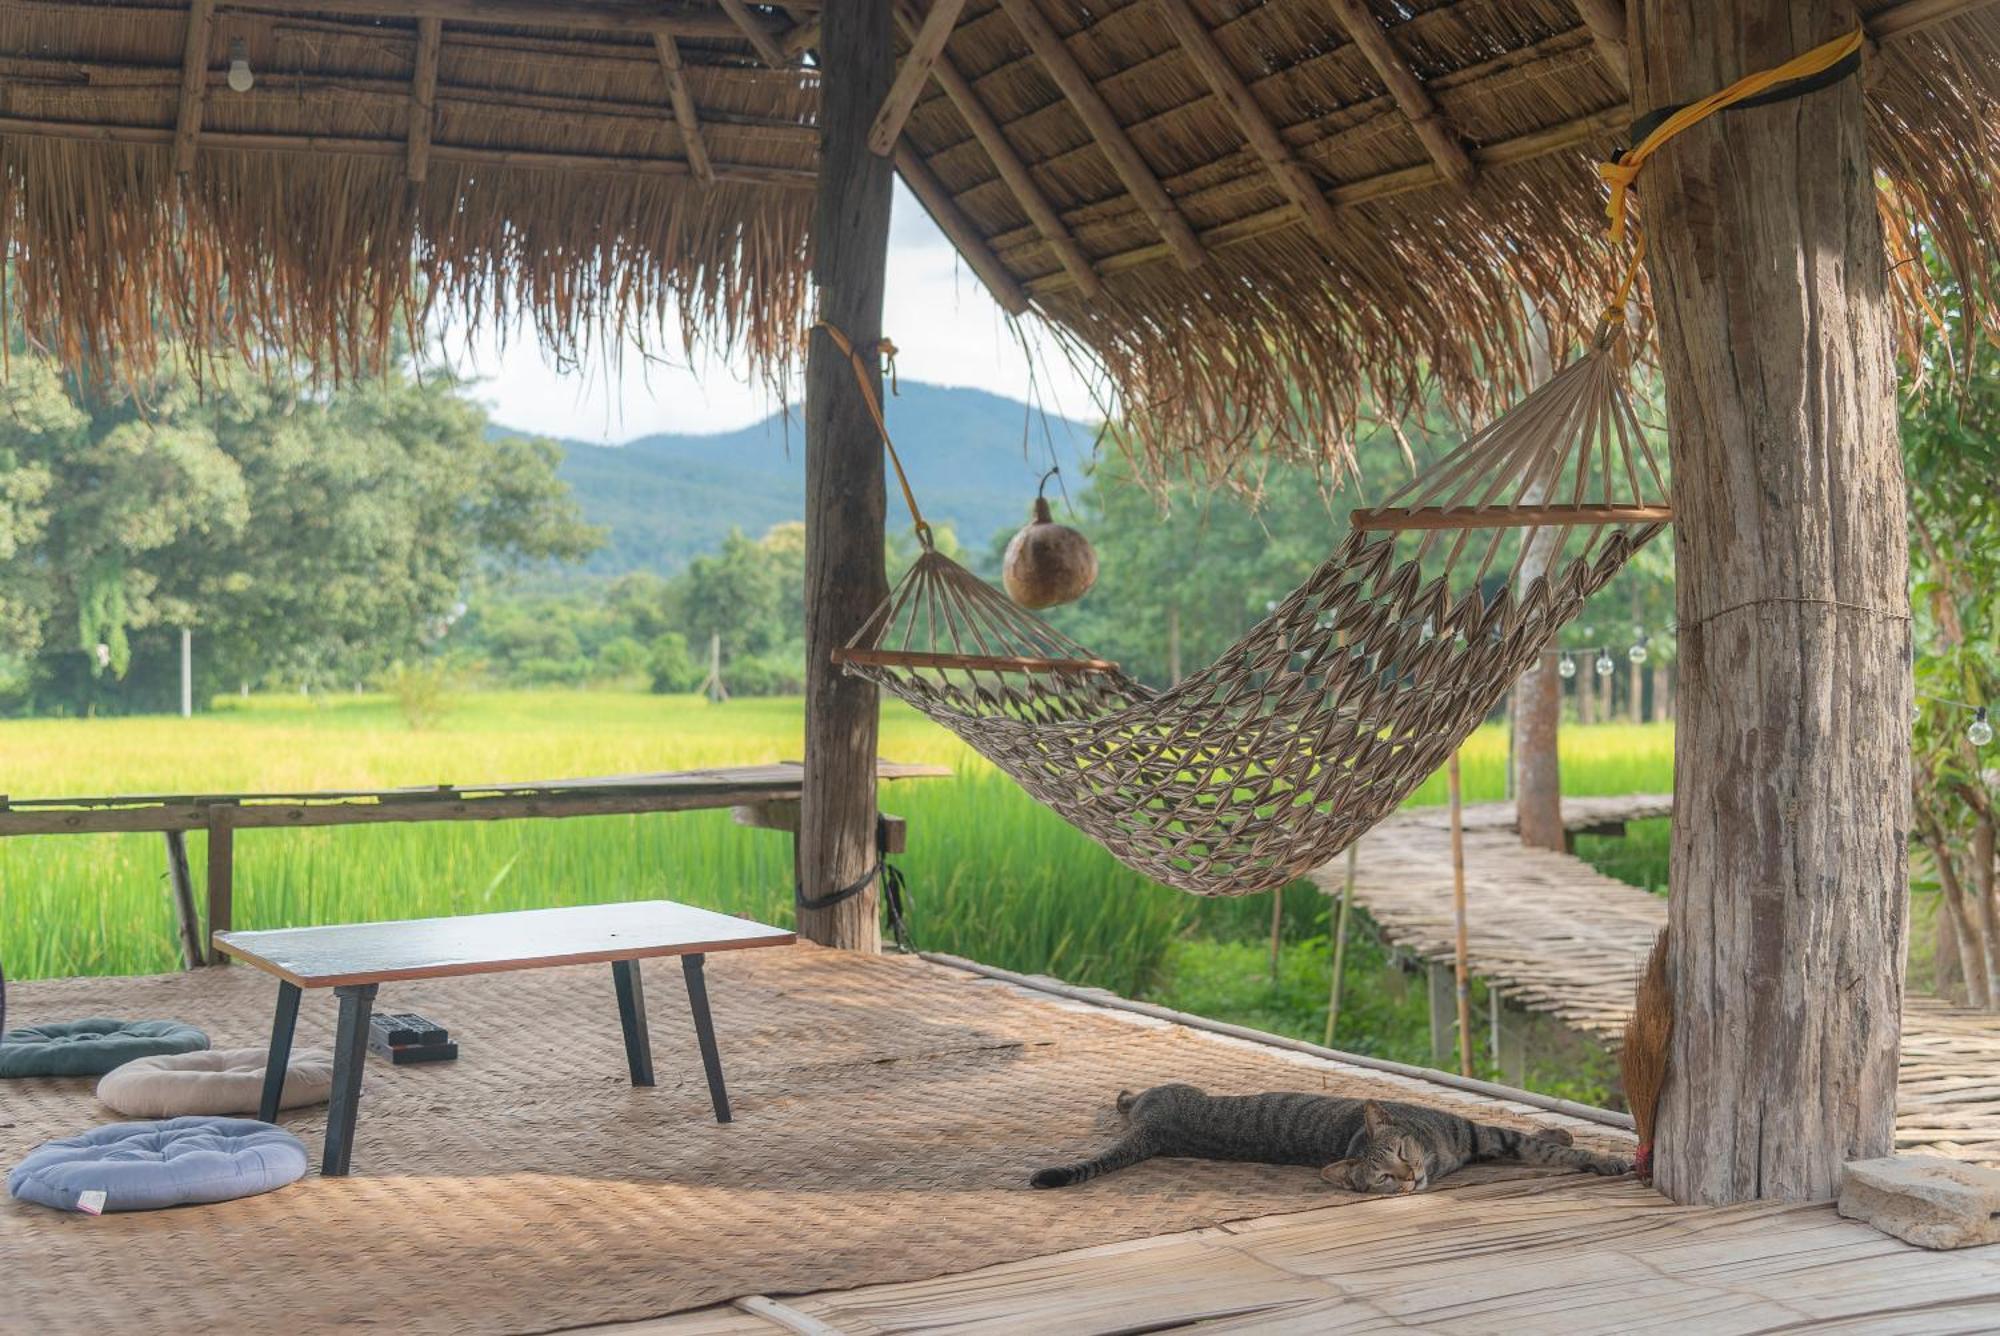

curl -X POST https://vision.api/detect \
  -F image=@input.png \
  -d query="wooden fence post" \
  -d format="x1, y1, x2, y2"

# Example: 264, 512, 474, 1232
205, 810, 235, 964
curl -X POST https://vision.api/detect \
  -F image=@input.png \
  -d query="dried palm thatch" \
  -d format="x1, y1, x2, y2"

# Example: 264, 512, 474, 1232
2, 1, 1998, 477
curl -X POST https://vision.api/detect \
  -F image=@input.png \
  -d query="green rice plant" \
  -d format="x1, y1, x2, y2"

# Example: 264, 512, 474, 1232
0, 692, 1676, 1000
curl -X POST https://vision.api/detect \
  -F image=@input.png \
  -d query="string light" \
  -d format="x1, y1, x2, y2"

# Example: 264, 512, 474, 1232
227, 38, 254, 93
1628, 638, 1649, 665
1594, 651, 1615, 678
1971, 708, 1994, 749
1557, 652, 1577, 680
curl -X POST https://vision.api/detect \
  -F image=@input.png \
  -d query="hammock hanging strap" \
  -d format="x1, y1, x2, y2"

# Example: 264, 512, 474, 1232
814, 321, 933, 550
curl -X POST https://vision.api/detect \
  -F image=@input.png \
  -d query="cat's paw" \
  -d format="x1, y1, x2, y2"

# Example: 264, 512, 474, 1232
1585, 1155, 1632, 1175
1530, 1126, 1574, 1146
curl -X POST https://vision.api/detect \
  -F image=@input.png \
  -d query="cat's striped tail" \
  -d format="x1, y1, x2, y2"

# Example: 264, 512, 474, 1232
1030, 1135, 1155, 1189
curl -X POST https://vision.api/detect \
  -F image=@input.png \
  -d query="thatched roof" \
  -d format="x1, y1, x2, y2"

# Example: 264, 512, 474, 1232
4, 1, 1998, 466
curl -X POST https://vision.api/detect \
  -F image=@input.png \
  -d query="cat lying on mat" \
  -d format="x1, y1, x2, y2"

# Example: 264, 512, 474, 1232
1030, 1084, 1631, 1193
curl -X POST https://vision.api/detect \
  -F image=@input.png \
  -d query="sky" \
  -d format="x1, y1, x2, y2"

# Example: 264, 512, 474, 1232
451, 182, 1104, 444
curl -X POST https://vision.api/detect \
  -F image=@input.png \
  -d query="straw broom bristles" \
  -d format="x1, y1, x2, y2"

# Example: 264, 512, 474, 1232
1619, 927, 1671, 1183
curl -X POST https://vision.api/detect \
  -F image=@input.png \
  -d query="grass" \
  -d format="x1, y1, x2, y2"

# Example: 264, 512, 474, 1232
2, 691, 1674, 1100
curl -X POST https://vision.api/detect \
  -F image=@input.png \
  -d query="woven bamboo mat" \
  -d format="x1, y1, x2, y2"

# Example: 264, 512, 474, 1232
2, 946, 1624, 1335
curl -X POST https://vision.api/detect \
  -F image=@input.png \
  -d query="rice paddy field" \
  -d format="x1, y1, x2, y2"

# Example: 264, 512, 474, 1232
1, 691, 1674, 1089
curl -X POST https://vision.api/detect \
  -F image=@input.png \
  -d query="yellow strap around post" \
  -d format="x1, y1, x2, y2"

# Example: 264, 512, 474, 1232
815, 321, 932, 550
1595, 24, 1864, 322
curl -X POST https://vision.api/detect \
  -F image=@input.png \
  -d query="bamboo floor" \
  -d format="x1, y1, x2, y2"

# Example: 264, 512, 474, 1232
1311, 796, 2000, 1167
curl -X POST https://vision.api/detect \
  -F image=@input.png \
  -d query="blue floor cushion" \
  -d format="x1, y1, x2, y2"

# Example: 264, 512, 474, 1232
8, 1117, 308, 1213
0, 1019, 209, 1078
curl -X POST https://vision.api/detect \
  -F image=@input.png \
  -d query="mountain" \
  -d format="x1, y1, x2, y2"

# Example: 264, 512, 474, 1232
520, 382, 1099, 578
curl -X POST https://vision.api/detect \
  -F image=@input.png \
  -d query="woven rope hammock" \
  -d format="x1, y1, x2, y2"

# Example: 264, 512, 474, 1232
830, 328, 1669, 896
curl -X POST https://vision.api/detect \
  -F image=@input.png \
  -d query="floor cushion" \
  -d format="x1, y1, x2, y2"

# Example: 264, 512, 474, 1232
97, 1047, 335, 1118
0, 1019, 209, 1078
8, 1116, 309, 1213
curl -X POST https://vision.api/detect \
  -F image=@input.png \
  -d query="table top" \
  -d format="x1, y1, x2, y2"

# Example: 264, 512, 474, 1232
213, 901, 796, 987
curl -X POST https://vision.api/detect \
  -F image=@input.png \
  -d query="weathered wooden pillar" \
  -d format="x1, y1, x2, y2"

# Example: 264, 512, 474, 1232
1636, 1, 1910, 1203
798, 0, 895, 952
1511, 331, 1563, 850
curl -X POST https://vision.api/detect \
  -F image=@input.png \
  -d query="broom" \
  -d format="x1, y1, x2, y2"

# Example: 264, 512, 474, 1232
1619, 928, 1671, 1182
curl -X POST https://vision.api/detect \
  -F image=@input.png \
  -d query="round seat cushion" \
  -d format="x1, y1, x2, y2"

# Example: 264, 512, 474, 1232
7, 1116, 309, 1213
0, 1019, 209, 1078
97, 1047, 336, 1119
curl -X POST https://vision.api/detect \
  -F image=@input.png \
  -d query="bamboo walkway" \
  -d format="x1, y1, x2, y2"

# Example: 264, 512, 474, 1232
1312, 796, 2000, 1167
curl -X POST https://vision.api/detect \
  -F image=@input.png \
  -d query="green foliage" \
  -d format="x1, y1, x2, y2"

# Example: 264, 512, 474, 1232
647, 632, 702, 694
376, 659, 459, 731
0, 347, 599, 715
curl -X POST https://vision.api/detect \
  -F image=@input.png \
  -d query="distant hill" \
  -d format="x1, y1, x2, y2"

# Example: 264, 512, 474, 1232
515, 382, 1098, 577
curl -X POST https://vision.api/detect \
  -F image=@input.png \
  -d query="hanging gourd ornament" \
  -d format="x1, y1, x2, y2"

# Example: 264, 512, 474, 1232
1003, 469, 1098, 609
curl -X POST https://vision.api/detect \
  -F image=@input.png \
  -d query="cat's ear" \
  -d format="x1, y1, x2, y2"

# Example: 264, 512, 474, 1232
1320, 1159, 1361, 1189
1361, 1101, 1391, 1137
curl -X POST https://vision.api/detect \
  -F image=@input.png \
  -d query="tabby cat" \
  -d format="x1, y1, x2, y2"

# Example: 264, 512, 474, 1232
1030, 1084, 1631, 1192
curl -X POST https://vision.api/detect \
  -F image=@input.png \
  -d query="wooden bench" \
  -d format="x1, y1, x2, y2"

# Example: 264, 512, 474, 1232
213, 901, 794, 1176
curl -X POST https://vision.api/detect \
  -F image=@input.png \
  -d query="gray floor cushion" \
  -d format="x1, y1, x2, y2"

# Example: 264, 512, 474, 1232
97, 1047, 335, 1118
8, 1116, 308, 1213
0, 1019, 209, 1078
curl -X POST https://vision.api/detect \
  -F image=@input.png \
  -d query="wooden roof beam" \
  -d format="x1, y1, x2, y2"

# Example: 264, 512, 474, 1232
995, 0, 1206, 270
894, 0, 1102, 298
652, 32, 715, 184
716, 0, 788, 66
894, 144, 1031, 316
220, 0, 770, 44
1154, 0, 1343, 253
1569, 0, 1630, 96
406, 16, 442, 183
172, 0, 215, 176
781, 18, 820, 59
1325, 0, 1476, 189
869, 0, 968, 156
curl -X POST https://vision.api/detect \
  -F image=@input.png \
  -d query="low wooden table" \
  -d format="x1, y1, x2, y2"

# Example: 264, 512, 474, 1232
212, 901, 795, 1176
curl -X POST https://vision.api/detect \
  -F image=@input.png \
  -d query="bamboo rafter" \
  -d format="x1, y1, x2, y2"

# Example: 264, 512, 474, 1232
171, 0, 213, 174
406, 16, 441, 184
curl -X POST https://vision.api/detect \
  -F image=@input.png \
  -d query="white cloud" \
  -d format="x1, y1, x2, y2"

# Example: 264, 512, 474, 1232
448, 182, 1105, 443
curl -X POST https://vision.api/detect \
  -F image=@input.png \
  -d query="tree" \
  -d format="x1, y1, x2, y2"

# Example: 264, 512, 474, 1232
1640, 4, 1908, 1203
0, 345, 599, 713
1905, 263, 2000, 1010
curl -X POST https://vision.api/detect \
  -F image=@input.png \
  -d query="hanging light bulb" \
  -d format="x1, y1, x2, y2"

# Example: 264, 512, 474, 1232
1628, 640, 1648, 665
1557, 652, 1577, 680
1970, 708, 1994, 749
1595, 652, 1615, 678
227, 38, 254, 93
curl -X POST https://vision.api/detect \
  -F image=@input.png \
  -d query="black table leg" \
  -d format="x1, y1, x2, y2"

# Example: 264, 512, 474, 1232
681, 954, 731, 1124
258, 981, 301, 1123
322, 982, 377, 1177
612, 958, 654, 1087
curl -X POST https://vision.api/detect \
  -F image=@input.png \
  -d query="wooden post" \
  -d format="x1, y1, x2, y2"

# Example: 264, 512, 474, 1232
204, 810, 234, 964
1636, 1, 1909, 1203
798, 0, 894, 952
1510, 322, 1562, 848
1324, 843, 1357, 1046
1448, 750, 1472, 1077
163, 831, 203, 970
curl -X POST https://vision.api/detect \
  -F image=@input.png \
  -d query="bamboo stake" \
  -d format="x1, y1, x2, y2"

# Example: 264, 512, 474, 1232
1268, 886, 1283, 979
1448, 749, 1472, 1077
407, 16, 442, 184
653, 32, 714, 185
1324, 842, 1357, 1046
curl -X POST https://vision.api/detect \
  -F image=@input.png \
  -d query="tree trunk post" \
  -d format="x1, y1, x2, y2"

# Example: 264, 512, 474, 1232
799, 0, 895, 952
1510, 330, 1562, 849
1636, 1, 1910, 1203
